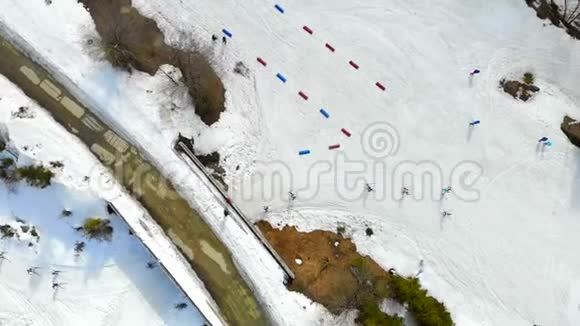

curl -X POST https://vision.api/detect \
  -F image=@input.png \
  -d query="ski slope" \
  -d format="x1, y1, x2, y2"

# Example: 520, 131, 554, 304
0, 75, 206, 325
1, 0, 580, 325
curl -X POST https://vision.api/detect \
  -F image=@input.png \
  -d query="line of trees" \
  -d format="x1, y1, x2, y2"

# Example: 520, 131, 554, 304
562, 1, 580, 24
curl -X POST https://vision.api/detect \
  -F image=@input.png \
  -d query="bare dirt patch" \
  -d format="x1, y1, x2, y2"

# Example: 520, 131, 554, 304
500, 72, 540, 101
561, 115, 580, 148
257, 221, 388, 313
257, 221, 453, 326
78, 0, 225, 125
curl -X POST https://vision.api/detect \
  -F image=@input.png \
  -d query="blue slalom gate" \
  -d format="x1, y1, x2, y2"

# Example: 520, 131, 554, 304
222, 28, 233, 38
320, 109, 330, 118
275, 4, 285, 13
298, 150, 311, 156
276, 73, 287, 83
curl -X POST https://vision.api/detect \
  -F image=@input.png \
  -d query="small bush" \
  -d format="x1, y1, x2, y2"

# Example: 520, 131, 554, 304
351, 257, 374, 284
356, 300, 403, 326
0, 224, 16, 239
61, 209, 73, 218
0, 141, 5, 152
74, 241, 85, 255
174, 302, 188, 310
11, 106, 35, 119
82, 217, 114, 241
30, 226, 39, 238
389, 275, 453, 326
523, 72, 534, 85
365, 227, 374, 237
373, 276, 391, 299
233, 61, 250, 77
337, 225, 346, 236
1, 158, 14, 169
17, 165, 54, 188
49, 161, 64, 169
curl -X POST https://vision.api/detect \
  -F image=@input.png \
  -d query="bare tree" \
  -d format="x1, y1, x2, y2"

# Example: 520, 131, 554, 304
562, 0, 580, 24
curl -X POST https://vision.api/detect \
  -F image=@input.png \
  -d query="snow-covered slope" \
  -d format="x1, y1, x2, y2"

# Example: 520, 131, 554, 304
0, 76, 206, 325
1, 0, 580, 325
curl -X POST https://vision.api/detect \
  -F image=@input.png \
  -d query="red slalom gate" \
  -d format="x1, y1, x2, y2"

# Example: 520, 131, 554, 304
256, 57, 267, 66
375, 82, 386, 91
298, 91, 309, 100
328, 144, 340, 150
341, 128, 352, 137
325, 43, 335, 52
349, 60, 359, 69
303, 25, 313, 34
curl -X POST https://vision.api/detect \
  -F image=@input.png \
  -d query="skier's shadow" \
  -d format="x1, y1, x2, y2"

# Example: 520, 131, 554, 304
535, 142, 547, 159
466, 124, 474, 142
439, 213, 451, 230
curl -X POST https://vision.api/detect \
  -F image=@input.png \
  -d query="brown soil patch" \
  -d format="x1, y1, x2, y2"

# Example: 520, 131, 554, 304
500, 78, 540, 101
257, 221, 391, 314
78, 0, 225, 125
561, 115, 580, 148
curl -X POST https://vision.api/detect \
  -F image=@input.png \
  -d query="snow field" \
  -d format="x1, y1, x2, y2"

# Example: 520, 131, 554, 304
1, 0, 580, 325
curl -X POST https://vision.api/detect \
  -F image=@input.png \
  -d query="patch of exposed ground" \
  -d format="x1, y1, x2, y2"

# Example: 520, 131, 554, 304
561, 115, 580, 148
525, 0, 580, 40
78, 0, 225, 125
257, 221, 453, 326
500, 72, 540, 101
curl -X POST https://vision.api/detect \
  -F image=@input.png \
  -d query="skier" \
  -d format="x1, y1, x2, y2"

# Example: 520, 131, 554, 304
224, 208, 230, 217
146, 261, 157, 269
51, 270, 62, 276
416, 259, 425, 277
365, 183, 374, 193
289, 191, 297, 201
27, 267, 40, 276
52, 282, 65, 290
222, 36, 227, 44
538, 136, 552, 148
263, 206, 269, 213
211, 34, 218, 42
401, 186, 410, 196
441, 186, 452, 197
441, 210, 453, 217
